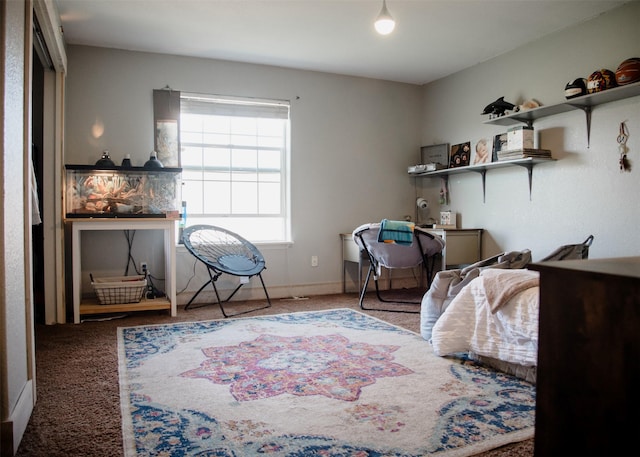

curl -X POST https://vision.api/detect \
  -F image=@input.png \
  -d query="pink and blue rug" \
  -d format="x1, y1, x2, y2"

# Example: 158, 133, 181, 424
118, 308, 535, 456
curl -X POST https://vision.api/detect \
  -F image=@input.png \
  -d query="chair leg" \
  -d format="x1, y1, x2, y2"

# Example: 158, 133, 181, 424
185, 266, 271, 318
424, 255, 438, 289
213, 276, 272, 318
183, 278, 214, 310
358, 264, 421, 314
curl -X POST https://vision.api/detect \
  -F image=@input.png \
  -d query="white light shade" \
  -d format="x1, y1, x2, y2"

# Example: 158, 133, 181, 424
374, 0, 395, 35
416, 198, 428, 209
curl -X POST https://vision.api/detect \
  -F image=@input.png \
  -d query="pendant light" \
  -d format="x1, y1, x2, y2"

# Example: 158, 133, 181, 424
374, 0, 395, 35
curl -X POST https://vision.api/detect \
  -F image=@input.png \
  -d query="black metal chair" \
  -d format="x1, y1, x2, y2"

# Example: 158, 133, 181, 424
182, 224, 271, 317
540, 235, 594, 261
353, 222, 445, 313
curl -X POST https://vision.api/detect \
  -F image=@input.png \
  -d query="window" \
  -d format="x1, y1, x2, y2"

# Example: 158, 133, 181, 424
180, 93, 291, 243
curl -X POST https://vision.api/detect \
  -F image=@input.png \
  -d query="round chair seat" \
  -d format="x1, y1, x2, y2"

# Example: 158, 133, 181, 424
219, 254, 259, 273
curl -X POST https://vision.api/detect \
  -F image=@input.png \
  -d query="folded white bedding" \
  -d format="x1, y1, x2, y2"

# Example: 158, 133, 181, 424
430, 269, 539, 367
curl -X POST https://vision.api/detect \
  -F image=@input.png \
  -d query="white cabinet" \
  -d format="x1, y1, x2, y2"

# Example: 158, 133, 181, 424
69, 218, 177, 323
425, 228, 483, 269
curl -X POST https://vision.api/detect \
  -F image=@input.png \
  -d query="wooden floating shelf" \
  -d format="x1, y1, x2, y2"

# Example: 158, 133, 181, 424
410, 157, 555, 178
79, 297, 171, 315
411, 157, 556, 202
483, 81, 640, 147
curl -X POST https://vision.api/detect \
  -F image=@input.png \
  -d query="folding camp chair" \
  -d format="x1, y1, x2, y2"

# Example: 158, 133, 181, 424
182, 224, 271, 317
353, 221, 445, 313
540, 235, 594, 261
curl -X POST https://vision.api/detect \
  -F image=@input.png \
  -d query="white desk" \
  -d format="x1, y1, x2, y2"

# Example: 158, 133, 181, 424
341, 228, 483, 293
341, 233, 370, 293
425, 228, 483, 269
69, 218, 177, 323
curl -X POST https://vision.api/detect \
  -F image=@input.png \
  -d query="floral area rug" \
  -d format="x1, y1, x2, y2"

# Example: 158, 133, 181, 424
117, 308, 535, 456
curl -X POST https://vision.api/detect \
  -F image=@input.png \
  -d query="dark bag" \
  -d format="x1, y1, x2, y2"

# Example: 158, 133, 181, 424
540, 235, 594, 261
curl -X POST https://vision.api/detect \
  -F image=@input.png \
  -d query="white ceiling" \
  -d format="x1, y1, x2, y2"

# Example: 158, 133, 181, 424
54, 0, 628, 85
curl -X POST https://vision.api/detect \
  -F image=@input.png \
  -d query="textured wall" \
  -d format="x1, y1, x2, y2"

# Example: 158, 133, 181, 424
62, 3, 640, 303
1, 0, 31, 451
419, 2, 640, 261
64, 46, 423, 299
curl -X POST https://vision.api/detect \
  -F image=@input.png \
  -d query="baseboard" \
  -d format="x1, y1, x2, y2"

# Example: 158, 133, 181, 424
177, 282, 341, 305
177, 275, 427, 306
1, 380, 34, 456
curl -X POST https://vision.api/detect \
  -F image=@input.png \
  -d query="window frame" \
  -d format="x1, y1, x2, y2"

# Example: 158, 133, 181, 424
179, 93, 291, 243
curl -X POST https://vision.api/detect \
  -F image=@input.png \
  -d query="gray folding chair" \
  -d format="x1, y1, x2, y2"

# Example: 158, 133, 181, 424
182, 224, 271, 317
353, 222, 445, 313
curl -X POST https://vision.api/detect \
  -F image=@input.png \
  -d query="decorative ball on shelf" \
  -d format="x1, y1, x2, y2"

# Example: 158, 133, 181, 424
564, 78, 587, 99
615, 57, 640, 86
587, 69, 617, 94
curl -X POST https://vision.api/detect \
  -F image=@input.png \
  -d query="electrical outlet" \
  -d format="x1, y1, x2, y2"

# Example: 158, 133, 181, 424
140, 262, 148, 274
311, 256, 318, 267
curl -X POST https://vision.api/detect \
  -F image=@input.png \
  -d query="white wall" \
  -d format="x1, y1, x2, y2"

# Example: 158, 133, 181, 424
1, 0, 35, 453
64, 2, 640, 311
419, 1, 640, 261
64, 47, 423, 303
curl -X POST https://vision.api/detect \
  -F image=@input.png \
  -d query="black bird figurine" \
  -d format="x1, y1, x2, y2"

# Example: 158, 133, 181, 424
481, 97, 516, 117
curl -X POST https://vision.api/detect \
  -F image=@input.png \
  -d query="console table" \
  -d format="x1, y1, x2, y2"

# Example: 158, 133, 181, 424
68, 218, 177, 323
424, 228, 483, 270
341, 228, 482, 293
529, 256, 640, 456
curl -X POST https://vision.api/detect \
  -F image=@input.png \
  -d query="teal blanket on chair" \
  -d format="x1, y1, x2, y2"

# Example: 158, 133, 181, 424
377, 219, 415, 245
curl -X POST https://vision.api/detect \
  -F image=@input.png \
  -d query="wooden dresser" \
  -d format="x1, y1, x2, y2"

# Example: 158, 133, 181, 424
529, 257, 640, 457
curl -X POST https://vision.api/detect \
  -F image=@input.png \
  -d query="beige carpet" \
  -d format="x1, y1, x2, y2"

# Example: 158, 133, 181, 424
16, 292, 534, 456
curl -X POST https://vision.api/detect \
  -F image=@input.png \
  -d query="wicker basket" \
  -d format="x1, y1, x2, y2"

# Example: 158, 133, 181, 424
92, 275, 147, 305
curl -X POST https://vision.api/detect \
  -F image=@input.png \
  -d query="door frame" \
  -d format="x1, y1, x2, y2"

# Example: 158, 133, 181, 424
33, 0, 66, 324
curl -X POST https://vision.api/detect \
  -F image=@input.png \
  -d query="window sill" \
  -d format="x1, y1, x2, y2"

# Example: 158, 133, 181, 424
176, 240, 293, 252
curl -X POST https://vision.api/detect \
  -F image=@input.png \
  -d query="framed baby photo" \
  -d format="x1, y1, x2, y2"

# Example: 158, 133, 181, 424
471, 137, 493, 165
449, 142, 471, 168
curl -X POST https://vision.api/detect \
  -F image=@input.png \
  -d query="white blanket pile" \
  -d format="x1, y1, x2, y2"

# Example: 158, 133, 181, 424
430, 269, 540, 367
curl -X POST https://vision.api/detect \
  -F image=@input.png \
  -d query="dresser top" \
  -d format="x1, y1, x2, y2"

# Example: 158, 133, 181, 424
530, 256, 640, 280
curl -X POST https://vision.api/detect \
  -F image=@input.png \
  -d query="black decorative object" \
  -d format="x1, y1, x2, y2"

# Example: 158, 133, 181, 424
481, 97, 516, 118
565, 78, 587, 99
144, 151, 164, 169
121, 154, 132, 168
95, 150, 116, 168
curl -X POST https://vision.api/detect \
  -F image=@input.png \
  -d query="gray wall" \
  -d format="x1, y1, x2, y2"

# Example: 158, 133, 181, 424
64, 46, 423, 302
1, 0, 33, 452
64, 1, 640, 307
419, 1, 640, 261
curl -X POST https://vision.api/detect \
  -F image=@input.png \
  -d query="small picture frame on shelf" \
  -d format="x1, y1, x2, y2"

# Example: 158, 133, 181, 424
492, 132, 508, 162
437, 211, 457, 228
420, 143, 450, 168
449, 142, 471, 168
472, 137, 493, 165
